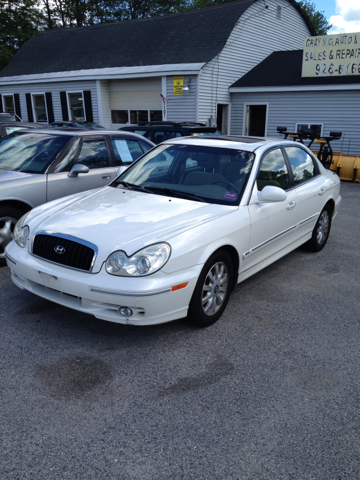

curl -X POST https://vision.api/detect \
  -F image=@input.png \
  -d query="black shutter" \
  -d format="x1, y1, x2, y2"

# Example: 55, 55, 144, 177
14, 94, 22, 121
45, 92, 54, 123
60, 91, 69, 121
25, 93, 34, 122
0, 95, 2, 113
83, 90, 93, 123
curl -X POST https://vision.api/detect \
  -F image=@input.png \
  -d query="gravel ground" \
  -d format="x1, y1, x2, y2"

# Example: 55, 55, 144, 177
0, 181, 359, 480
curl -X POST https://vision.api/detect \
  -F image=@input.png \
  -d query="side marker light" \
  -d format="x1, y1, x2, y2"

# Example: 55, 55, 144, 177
171, 282, 188, 292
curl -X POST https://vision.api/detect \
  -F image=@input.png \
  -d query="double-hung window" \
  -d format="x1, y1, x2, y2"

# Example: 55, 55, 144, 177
68, 93, 85, 122
32, 94, 47, 122
3, 95, 15, 114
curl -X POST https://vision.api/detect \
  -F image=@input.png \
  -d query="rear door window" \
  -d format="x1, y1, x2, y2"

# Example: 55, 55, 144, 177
284, 146, 317, 185
111, 138, 145, 165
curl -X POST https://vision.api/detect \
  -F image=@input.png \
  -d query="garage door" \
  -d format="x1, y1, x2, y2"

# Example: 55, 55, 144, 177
110, 78, 162, 124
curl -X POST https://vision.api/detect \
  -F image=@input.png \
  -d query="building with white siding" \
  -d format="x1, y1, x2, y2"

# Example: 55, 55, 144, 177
229, 49, 360, 155
0, 0, 315, 133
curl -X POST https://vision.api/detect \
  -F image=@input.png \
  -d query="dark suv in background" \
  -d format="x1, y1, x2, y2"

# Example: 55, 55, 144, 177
118, 121, 220, 144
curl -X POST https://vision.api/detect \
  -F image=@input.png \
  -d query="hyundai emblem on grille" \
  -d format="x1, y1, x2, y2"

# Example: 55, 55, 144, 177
54, 245, 66, 254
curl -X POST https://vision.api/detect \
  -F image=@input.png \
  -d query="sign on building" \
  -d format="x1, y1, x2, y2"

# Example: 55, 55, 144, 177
302, 32, 360, 77
173, 76, 184, 95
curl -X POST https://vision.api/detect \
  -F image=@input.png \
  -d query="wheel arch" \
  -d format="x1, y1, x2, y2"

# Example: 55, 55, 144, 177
210, 244, 239, 290
0, 200, 32, 215
325, 198, 335, 217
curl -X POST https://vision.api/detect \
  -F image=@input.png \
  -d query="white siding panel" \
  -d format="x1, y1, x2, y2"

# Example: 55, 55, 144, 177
230, 90, 360, 155
99, 80, 112, 129
166, 75, 197, 122
0, 80, 98, 123
198, 0, 311, 124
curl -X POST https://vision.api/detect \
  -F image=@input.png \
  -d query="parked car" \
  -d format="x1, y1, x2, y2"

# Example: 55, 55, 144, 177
79, 122, 106, 129
5, 135, 341, 326
50, 121, 106, 129
0, 129, 154, 265
50, 121, 85, 128
0, 121, 49, 139
119, 121, 220, 144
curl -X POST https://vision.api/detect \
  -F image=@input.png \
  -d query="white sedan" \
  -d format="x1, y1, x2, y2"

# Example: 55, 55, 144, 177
5, 136, 341, 327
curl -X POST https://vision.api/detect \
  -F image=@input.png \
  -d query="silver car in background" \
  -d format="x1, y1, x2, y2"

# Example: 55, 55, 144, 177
0, 129, 154, 265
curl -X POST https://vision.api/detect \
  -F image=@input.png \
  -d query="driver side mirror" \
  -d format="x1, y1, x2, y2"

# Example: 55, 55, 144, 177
68, 164, 89, 178
257, 185, 287, 203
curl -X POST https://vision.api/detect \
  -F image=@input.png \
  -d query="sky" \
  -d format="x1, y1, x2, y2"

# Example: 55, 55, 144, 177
314, 0, 360, 34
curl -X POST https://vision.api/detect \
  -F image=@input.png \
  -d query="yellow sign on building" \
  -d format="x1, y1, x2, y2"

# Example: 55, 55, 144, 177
302, 32, 360, 77
173, 76, 184, 95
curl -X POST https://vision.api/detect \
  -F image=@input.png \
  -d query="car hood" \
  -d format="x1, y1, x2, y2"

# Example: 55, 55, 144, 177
27, 186, 236, 271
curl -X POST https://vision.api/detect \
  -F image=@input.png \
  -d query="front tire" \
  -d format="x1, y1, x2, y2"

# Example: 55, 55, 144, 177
187, 250, 233, 327
0, 206, 23, 267
307, 204, 332, 252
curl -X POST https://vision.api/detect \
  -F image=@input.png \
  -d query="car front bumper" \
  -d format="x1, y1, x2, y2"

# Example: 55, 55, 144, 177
5, 242, 202, 326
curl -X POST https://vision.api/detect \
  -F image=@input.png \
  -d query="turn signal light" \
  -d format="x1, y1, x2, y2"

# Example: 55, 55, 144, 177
171, 282, 188, 292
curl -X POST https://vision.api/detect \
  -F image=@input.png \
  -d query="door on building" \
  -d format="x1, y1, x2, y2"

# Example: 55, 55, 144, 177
216, 104, 229, 134
245, 104, 267, 136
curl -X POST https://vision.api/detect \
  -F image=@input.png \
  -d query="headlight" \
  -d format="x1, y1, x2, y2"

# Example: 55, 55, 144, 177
13, 213, 30, 248
106, 243, 171, 276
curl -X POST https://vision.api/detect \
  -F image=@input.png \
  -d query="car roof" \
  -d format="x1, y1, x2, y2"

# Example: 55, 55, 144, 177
160, 135, 289, 151
8, 128, 155, 143
120, 124, 217, 131
0, 121, 45, 127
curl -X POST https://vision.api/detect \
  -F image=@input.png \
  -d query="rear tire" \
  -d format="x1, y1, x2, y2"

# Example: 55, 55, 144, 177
187, 250, 233, 328
306, 204, 332, 252
0, 206, 23, 267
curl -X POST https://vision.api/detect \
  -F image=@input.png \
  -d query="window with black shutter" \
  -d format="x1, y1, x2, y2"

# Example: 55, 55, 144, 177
25, 93, 34, 122
45, 92, 54, 123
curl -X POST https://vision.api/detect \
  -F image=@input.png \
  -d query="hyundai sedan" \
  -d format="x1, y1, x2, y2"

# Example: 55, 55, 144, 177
5, 136, 341, 327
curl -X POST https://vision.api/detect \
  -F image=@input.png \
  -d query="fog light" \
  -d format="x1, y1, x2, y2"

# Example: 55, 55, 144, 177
118, 306, 133, 317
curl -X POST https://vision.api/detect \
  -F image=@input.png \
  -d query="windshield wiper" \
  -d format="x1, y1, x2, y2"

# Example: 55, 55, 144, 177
115, 181, 152, 193
146, 187, 206, 203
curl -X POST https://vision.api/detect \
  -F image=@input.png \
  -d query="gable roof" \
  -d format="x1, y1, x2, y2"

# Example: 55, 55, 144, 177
230, 50, 360, 89
0, 0, 315, 78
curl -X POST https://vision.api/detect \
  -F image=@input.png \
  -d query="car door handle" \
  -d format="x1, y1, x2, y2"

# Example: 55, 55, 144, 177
102, 175, 111, 180
286, 201, 296, 210
318, 187, 326, 196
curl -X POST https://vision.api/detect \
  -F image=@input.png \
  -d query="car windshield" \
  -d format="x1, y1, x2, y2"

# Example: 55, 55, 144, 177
111, 144, 254, 205
0, 132, 71, 174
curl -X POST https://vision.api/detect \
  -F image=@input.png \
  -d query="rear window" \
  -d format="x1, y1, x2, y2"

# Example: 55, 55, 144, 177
153, 131, 182, 144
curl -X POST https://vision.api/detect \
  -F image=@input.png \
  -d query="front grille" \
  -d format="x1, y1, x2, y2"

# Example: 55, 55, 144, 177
33, 234, 96, 272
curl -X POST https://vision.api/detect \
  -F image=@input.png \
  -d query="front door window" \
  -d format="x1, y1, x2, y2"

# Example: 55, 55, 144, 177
77, 139, 109, 169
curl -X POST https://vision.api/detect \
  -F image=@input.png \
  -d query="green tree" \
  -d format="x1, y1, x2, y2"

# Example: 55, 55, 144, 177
0, 0, 44, 70
297, 0, 332, 35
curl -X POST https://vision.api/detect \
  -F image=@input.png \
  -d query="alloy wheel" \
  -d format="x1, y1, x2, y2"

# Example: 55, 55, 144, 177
201, 261, 229, 316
